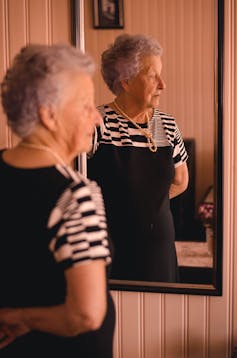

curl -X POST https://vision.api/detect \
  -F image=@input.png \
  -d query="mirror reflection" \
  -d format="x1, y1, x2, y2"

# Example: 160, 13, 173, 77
87, 33, 189, 283
73, 0, 223, 294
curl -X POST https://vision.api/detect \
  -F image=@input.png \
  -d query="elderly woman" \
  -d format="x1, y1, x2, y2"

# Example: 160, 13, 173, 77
87, 34, 189, 282
0, 44, 115, 357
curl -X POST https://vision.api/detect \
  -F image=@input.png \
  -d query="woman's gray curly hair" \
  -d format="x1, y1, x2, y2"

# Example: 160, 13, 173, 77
1, 43, 95, 138
101, 34, 163, 95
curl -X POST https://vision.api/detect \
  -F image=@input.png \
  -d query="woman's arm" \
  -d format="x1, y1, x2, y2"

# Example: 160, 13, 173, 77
169, 162, 189, 199
0, 259, 107, 348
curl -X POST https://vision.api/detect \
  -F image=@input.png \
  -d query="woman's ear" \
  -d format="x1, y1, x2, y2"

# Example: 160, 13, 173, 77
121, 79, 130, 92
38, 106, 57, 132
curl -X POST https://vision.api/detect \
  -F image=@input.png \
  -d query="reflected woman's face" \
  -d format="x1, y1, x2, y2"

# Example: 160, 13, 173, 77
126, 55, 166, 110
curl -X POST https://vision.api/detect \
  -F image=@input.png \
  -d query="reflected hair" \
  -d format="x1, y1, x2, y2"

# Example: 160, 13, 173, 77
1, 43, 95, 138
101, 34, 163, 95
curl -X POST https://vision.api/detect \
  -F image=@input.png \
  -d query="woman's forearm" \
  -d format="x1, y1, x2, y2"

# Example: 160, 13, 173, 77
22, 304, 100, 336
169, 182, 187, 199
0, 302, 102, 342
170, 162, 189, 199
0, 261, 108, 344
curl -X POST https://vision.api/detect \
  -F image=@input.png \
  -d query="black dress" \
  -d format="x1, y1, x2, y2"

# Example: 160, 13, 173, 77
0, 151, 115, 358
87, 105, 188, 282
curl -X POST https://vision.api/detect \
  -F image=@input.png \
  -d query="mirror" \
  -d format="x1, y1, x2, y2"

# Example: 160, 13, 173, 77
72, 0, 223, 295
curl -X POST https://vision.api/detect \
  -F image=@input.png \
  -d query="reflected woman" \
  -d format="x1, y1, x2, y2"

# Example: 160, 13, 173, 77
87, 34, 189, 282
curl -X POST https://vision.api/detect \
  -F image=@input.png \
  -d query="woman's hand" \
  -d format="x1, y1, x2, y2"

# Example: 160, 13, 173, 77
169, 162, 189, 199
0, 308, 30, 349
0, 324, 17, 349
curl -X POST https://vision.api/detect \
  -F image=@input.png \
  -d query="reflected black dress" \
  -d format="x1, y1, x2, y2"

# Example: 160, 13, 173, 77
88, 105, 188, 282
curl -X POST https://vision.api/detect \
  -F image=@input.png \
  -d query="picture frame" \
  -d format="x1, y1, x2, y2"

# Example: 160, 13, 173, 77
93, 0, 124, 29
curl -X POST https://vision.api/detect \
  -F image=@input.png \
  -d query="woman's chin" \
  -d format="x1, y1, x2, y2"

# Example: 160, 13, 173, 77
151, 97, 160, 107
83, 143, 93, 154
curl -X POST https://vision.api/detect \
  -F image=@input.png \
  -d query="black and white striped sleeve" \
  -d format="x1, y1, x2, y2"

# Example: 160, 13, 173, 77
47, 179, 111, 270
173, 123, 188, 167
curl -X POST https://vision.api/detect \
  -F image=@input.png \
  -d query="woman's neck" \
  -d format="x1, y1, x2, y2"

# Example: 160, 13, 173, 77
112, 97, 151, 124
20, 134, 72, 163
18, 141, 68, 166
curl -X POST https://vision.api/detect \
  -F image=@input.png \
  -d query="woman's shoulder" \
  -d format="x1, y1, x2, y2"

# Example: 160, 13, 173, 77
68, 169, 105, 204
48, 169, 103, 225
97, 104, 106, 114
97, 104, 113, 122
155, 108, 176, 122
97, 103, 112, 116
97, 103, 126, 126
53, 165, 95, 198
153, 109, 181, 146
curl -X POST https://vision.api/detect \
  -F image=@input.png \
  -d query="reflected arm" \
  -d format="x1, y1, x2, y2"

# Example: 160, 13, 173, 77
169, 162, 189, 199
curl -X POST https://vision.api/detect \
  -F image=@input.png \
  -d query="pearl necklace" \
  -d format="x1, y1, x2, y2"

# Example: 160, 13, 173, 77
18, 142, 67, 166
113, 100, 157, 152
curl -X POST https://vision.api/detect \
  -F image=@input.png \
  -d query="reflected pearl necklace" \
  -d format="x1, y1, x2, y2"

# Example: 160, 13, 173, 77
18, 142, 67, 166
113, 100, 157, 152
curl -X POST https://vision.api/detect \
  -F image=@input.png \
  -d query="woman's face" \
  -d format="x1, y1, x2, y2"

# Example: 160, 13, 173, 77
57, 73, 101, 155
126, 55, 165, 109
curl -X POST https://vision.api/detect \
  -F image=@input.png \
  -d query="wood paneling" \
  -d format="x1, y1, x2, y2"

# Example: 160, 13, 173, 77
27, 0, 49, 43
0, 0, 9, 148
51, 0, 71, 44
0, 0, 71, 148
232, 0, 237, 346
223, 2, 237, 357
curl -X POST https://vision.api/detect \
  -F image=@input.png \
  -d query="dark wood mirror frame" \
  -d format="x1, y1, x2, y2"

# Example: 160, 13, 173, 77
71, 0, 224, 296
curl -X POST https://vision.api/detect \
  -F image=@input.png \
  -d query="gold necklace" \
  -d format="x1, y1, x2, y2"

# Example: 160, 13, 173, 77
113, 100, 157, 152
18, 142, 67, 166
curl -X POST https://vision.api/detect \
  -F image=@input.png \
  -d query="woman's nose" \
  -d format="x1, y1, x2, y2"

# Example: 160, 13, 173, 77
159, 77, 166, 90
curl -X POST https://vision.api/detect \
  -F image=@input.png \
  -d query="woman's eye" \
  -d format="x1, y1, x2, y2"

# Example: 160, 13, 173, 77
148, 73, 157, 80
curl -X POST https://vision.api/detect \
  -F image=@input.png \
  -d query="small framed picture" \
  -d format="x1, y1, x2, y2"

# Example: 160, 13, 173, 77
93, 0, 124, 29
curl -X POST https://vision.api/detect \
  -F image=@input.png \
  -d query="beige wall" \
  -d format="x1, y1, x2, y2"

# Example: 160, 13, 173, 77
0, 0, 236, 357
0, 0, 71, 148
